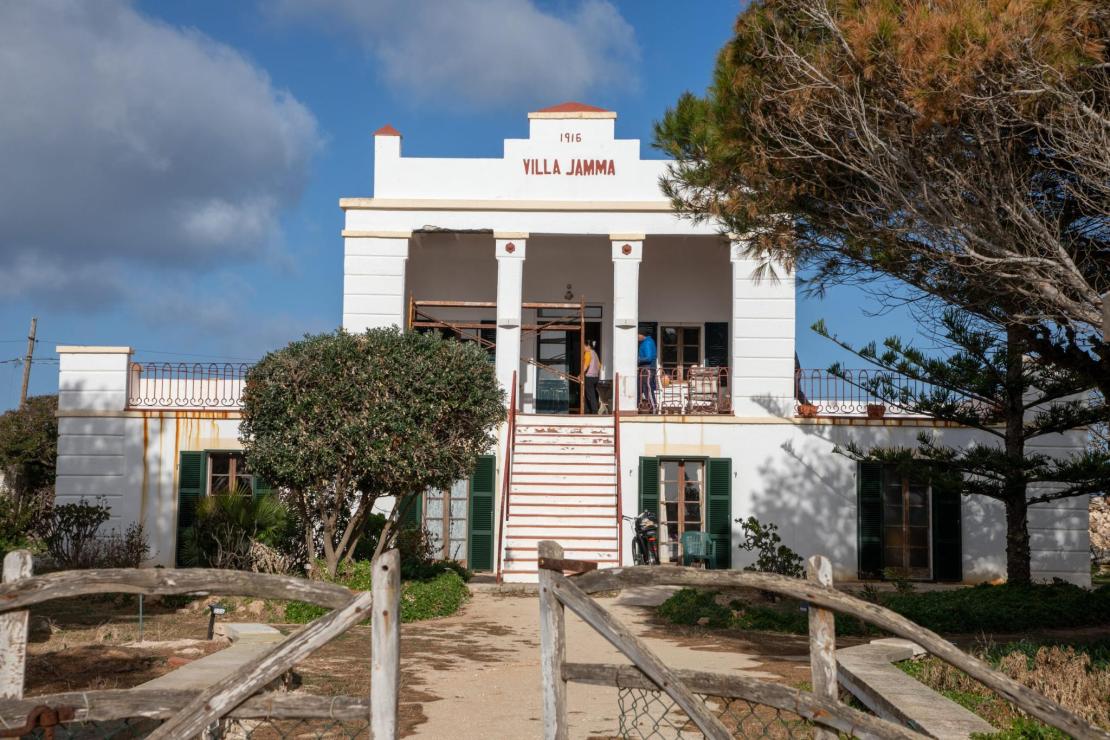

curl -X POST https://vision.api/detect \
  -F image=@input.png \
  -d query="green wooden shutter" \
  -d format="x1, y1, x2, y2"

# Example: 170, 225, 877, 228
400, 493, 423, 529
857, 462, 884, 579
176, 451, 206, 566
252, 476, 274, 500
468, 455, 496, 571
931, 484, 963, 582
704, 322, 729, 368
706, 458, 732, 569
638, 457, 659, 521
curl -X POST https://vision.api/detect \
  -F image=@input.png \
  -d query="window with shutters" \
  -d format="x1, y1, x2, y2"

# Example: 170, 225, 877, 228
660, 326, 701, 374
857, 463, 958, 581
658, 459, 704, 564
207, 452, 254, 497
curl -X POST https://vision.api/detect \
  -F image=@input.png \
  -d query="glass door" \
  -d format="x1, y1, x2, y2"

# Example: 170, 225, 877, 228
658, 460, 705, 564
424, 479, 470, 564
883, 477, 931, 579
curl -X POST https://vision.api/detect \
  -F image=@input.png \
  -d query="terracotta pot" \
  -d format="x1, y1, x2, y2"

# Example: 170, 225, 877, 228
798, 403, 819, 418
866, 403, 886, 419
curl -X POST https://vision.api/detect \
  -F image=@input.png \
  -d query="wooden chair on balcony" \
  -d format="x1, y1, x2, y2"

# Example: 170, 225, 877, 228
686, 366, 723, 414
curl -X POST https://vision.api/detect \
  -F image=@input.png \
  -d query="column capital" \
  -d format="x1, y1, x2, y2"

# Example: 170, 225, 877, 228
611, 239, 643, 261
495, 237, 526, 259
493, 231, 529, 239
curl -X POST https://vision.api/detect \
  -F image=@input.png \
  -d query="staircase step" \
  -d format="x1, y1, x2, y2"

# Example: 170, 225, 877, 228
509, 505, 616, 517
513, 453, 615, 465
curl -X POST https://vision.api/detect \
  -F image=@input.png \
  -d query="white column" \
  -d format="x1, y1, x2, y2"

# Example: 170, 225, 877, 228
342, 232, 411, 332
611, 236, 643, 413
495, 234, 527, 406
730, 238, 796, 417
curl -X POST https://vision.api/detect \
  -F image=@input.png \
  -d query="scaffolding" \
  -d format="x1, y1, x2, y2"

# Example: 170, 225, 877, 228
408, 298, 587, 414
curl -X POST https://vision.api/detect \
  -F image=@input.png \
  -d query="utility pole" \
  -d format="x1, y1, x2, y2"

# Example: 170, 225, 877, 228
19, 317, 36, 408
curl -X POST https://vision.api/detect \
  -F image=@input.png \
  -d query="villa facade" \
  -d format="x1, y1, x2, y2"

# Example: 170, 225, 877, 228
54, 103, 1091, 585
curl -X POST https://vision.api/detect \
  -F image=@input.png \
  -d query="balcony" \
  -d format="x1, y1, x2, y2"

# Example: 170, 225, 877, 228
794, 369, 942, 419
127, 362, 252, 409
635, 367, 731, 415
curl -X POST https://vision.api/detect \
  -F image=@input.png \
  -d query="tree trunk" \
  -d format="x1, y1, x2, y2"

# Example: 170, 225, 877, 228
1003, 496, 1032, 585
1002, 325, 1031, 585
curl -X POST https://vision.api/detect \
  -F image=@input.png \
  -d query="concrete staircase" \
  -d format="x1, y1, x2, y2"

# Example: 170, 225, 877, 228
501, 414, 620, 583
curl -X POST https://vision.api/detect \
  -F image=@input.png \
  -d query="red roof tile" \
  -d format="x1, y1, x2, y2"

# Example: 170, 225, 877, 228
374, 124, 401, 137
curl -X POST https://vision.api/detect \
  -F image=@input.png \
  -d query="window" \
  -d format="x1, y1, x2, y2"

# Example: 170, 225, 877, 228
424, 479, 469, 563
208, 452, 253, 497
660, 326, 701, 374
883, 474, 931, 578
658, 459, 704, 564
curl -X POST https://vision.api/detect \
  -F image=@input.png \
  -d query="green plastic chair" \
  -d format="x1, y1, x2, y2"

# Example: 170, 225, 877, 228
681, 531, 716, 568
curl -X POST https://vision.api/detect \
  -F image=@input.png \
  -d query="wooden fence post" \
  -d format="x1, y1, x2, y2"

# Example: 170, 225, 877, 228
0, 550, 32, 700
371, 548, 401, 740
538, 540, 568, 740
807, 555, 838, 740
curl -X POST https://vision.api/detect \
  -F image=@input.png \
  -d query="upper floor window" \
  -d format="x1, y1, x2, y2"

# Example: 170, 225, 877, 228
660, 326, 701, 374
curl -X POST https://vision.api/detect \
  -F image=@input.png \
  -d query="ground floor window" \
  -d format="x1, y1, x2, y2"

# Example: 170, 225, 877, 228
423, 479, 469, 563
207, 451, 254, 496
639, 457, 731, 569
658, 459, 704, 564
858, 462, 962, 582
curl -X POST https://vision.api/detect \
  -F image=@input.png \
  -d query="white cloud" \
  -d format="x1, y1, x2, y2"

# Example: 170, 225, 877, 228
0, 0, 321, 306
268, 0, 639, 106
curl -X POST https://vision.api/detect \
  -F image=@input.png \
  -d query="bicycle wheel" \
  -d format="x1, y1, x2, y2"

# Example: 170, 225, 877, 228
632, 538, 645, 566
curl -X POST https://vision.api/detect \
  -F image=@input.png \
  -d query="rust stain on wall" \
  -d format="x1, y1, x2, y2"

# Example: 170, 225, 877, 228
140, 416, 149, 524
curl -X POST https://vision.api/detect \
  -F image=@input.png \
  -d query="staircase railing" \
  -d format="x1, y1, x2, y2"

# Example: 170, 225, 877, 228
495, 370, 517, 583
613, 372, 623, 566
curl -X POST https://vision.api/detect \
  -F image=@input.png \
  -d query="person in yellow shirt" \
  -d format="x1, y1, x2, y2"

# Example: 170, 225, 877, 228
583, 341, 601, 414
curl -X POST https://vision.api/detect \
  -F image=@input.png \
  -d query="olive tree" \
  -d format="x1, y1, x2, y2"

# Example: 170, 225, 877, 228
240, 329, 504, 576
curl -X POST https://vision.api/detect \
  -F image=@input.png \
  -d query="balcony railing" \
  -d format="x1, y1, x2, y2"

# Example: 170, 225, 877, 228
794, 369, 940, 418
128, 362, 252, 409
636, 366, 730, 415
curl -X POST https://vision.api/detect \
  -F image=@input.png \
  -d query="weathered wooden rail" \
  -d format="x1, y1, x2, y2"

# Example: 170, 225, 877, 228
537, 541, 1108, 740
0, 549, 402, 739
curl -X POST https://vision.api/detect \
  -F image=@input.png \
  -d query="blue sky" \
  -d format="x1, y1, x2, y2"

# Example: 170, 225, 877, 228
0, 0, 920, 410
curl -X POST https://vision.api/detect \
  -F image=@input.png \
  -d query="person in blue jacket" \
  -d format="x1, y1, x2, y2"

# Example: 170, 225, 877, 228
637, 332, 657, 412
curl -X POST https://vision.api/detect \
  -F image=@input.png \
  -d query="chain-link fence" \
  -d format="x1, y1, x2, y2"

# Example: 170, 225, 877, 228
23, 716, 371, 739
615, 686, 815, 740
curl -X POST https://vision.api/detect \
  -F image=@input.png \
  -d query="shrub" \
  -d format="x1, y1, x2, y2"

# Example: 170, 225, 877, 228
179, 493, 290, 571
736, 517, 804, 578
399, 571, 469, 622
282, 566, 470, 624
657, 588, 731, 628
96, 523, 150, 568
40, 498, 110, 568
883, 582, 1110, 634
0, 493, 38, 554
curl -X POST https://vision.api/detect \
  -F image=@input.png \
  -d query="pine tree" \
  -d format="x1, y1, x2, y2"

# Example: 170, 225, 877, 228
815, 311, 1109, 584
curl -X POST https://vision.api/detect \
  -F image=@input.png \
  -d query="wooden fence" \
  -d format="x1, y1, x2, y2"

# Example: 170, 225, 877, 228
0, 549, 402, 739
536, 541, 1108, 740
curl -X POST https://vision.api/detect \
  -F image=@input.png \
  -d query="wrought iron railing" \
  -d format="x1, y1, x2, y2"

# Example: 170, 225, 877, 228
636, 366, 730, 415
794, 368, 936, 417
127, 362, 252, 409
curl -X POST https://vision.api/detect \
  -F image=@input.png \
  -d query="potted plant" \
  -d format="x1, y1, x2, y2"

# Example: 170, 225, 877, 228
798, 402, 819, 418
866, 403, 886, 419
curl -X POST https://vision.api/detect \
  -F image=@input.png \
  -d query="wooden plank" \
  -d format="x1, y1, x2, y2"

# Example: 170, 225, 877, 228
0, 690, 372, 722
0, 568, 355, 613
561, 663, 926, 740
538, 541, 568, 740
0, 551, 31, 700
568, 566, 1108, 740
545, 560, 731, 740
807, 555, 837, 740
371, 549, 400, 740
537, 557, 598, 573
146, 570, 379, 739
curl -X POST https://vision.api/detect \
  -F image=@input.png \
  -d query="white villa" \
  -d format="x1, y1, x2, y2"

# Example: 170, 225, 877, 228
55, 103, 1090, 585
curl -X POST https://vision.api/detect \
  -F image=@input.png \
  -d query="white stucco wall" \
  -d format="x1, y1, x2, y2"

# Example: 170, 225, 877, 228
616, 418, 1091, 585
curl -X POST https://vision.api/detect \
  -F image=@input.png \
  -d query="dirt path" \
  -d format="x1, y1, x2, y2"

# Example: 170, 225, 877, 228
394, 586, 803, 739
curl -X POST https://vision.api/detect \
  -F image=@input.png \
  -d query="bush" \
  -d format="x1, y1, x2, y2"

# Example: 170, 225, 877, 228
883, 582, 1110, 634
96, 523, 150, 568
399, 571, 469, 622
0, 493, 38, 554
282, 558, 470, 623
179, 493, 290, 571
37, 498, 149, 569
737, 516, 804, 578
657, 589, 731, 628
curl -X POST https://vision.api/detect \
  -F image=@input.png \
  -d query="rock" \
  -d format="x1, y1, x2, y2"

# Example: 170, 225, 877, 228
696, 617, 710, 626
166, 656, 194, 668
28, 616, 53, 640
246, 600, 266, 617
177, 647, 203, 656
